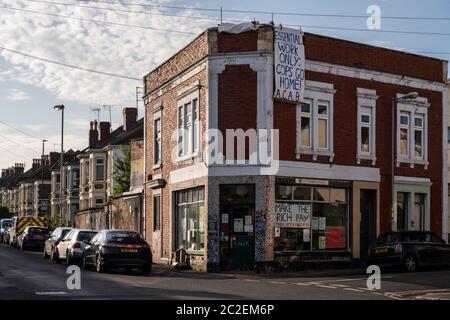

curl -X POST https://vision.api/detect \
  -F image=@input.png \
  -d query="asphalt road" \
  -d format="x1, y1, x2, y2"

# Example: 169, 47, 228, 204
1, 243, 450, 300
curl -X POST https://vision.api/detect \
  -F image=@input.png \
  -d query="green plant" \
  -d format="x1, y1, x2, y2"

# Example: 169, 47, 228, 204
112, 145, 131, 196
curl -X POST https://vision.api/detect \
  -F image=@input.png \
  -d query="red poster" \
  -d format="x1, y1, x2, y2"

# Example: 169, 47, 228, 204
326, 227, 346, 249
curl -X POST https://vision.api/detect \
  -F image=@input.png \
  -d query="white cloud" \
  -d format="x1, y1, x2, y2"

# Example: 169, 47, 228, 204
0, 0, 212, 105
3, 88, 31, 101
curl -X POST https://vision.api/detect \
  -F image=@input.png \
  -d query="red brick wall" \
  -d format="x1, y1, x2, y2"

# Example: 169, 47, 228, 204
218, 65, 257, 159
304, 33, 446, 83
144, 32, 209, 94
273, 71, 444, 234
218, 31, 258, 53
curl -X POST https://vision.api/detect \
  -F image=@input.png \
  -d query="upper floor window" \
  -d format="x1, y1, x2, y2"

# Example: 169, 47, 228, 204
177, 87, 200, 161
154, 117, 162, 166
296, 81, 336, 161
356, 88, 378, 165
95, 158, 105, 181
396, 95, 429, 169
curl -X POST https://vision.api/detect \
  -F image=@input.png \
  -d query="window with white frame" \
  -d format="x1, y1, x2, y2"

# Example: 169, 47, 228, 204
296, 81, 335, 161
396, 95, 429, 168
177, 89, 200, 160
95, 158, 105, 181
356, 88, 378, 164
154, 117, 161, 165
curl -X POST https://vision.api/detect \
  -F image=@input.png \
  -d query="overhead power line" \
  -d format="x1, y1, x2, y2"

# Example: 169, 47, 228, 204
0, 133, 41, 154
0, 44, 142, 81
0, 4, 198, 35
3, 2, 450, 38
76, 0, 450, 21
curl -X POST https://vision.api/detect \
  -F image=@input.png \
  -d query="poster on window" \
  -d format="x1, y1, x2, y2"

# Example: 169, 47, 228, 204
274, 203, 311, 228
274, 26, 305, 103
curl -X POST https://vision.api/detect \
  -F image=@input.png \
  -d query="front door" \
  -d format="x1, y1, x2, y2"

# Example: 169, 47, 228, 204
360, 190, 375, 259
219, 185, 255, 270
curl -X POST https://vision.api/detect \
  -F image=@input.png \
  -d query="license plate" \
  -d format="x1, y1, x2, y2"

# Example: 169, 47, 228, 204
121, 248, 138, 253
375, 247, 388, 254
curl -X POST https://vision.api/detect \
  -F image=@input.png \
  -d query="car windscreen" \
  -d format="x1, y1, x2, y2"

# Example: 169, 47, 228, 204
28, 228, 49, 235
77, 232, 97, 242
61, 229, 71, 238
105, 231, 145, 244
1, 221, 12, 228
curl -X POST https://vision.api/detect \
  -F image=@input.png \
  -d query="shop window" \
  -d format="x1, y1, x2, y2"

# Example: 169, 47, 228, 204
274, 184, 348, 252
176, 187, 205, 252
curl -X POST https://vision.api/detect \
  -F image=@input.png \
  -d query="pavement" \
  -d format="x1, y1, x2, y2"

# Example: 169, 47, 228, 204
1, 243, 450, 300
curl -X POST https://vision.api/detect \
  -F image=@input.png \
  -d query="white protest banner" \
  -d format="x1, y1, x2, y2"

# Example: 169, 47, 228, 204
274, 26, 305, 103
274, 202, 311, 228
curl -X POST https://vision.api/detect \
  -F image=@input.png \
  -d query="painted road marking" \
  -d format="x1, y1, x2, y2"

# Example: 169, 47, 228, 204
343, 288, 365, 292
35, 291, 67, 295
268, 281, 286, 284
315, 285, 338, 289
243, 279, 260, 282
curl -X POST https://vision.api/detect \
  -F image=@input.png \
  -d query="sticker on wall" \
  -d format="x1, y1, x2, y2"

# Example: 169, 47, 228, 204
244, 224, 253, 233
233, 218, 244, 233
312, 217, 319, 230
319, 236, 326, 250
303, 228, 311, 242
222, 213, 229, 224
244, 215, 252, 225
274, 227, 281, 237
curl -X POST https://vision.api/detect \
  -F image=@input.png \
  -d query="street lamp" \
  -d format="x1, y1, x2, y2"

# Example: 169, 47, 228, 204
53, 104, 65, 226
391, 92, 419, 231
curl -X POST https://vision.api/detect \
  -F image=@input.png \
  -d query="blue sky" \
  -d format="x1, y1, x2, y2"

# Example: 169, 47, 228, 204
0, 0, 449, 170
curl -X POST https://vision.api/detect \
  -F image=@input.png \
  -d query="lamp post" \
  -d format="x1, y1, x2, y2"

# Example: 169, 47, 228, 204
391, 92, 419, 231
54, 104, 65, 226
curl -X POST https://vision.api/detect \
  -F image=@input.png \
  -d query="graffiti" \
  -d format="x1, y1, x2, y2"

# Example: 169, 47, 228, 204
255, 209, 266, 261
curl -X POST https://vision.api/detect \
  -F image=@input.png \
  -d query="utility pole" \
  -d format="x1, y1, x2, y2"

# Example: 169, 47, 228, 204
41, 139, 47, 217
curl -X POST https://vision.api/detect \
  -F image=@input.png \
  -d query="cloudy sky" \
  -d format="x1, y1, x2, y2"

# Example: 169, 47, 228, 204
0, 0, 449, 170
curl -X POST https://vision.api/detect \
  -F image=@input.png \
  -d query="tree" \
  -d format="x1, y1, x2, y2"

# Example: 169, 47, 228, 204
112, 145, 131, 196
0, 206, 12, 219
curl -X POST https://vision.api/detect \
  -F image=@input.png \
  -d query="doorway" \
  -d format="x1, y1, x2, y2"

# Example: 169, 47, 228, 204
219, 184, 255, 270
360, 189, 376, 259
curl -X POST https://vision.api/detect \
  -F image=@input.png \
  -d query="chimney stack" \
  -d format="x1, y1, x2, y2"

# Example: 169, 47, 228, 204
32, 158, 41, 170
14, 163, 25, 175
123, 107, 138, 132
98, 121, 111, 142
49, 152, 59, 165
89, 120, 99, 147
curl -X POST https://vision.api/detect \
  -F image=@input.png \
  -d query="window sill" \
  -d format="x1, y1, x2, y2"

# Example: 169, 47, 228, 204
152, 163, 162, 170
176, 151, 200, 163
396, 158, 429, 169
296, 148, 334, 162
356, 154, 377, 165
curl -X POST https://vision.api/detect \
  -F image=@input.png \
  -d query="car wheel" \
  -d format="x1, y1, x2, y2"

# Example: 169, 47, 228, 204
404, 255, 418, 272
66, 251, 72, 265
95, 254, 104, 273
52, 248, 60, 264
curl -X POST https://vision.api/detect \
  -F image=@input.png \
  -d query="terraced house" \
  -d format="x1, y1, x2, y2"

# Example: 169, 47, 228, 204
143, 23, 448, 272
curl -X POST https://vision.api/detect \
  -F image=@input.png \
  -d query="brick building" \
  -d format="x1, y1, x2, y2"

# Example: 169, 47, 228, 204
143, 23, 448, 271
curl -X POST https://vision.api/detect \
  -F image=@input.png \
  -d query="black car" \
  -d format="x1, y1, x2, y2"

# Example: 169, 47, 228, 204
82, 230, 152, 275
43, 227, 72, 262
367, 231, 450, 272
17, 226, 50, 251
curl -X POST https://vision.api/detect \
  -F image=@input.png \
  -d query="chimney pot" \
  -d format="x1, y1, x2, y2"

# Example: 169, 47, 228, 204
89, 120, 99, 147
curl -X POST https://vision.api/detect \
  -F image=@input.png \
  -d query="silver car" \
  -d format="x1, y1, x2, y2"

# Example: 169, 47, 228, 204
56, 229, 98, 265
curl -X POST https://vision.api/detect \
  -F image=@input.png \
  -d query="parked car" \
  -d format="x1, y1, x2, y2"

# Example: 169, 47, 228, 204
82, 230, 152, 275
3, 227, 11, 244
17, 226, 50, 251
0, 218, 12, 243
367, 231, 450, 272
56, 229, 97, 265
9, 216, 45, 247
44, 227, 72, 261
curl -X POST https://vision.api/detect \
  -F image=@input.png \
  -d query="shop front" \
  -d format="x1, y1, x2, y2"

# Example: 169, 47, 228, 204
273, 179, 352, 263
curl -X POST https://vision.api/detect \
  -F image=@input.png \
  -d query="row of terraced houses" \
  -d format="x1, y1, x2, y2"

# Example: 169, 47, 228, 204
1, 23, 449, 272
